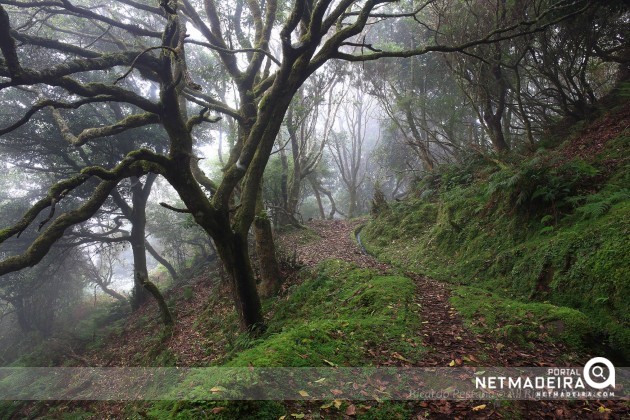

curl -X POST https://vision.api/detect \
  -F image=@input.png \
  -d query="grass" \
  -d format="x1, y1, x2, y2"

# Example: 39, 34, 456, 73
362, 128, 630, 363
451, 286, 593, 354
150, 260, 423, 418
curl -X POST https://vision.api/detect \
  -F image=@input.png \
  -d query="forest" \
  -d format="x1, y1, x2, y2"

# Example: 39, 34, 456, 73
0, 0, 628, 418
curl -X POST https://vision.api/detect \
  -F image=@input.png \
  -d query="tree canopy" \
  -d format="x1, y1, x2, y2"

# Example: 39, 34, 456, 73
0, 0, 625, 331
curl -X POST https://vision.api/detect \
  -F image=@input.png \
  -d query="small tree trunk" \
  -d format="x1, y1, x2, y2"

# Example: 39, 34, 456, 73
484, 114, 509, 153
130, 227, 150, 310
94, 281, 128, 303
128, 175, 173, 325
13, 298, 32, 332
482, 58, 509, 154
145, 240, 179, 283
254, 190, 282, 298
310, 178, 326, 219
142, 280, 174, 325
348, 188, 357, 219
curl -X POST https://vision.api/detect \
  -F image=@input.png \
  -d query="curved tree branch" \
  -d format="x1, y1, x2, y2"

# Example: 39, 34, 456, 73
51, 107, 160, 147
0, 95, 115, 136
0, 157, 165, 276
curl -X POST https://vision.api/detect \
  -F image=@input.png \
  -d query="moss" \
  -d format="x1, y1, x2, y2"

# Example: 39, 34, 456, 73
150, 400, 285, 419
451, 286, 594, 353
357, 402, 412, 419
149, 261, 424, 418
362, 140, 630, 362
228, 260, 422, 367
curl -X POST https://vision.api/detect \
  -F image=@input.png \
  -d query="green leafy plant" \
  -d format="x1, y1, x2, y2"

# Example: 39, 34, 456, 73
571, 189, 630, 220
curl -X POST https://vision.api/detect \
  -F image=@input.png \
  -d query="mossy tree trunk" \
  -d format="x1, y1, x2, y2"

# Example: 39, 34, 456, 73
254, 190, 282, 298
212, 225, 265, 332
123, 174, 173, 325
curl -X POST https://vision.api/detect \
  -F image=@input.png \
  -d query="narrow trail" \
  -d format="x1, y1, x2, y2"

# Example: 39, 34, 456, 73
280, 219, 627, 418
280, 219, 556, 367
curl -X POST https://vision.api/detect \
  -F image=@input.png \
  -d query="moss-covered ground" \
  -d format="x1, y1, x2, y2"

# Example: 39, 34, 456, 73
362, 106, 630, 363
149, 260, 423, 418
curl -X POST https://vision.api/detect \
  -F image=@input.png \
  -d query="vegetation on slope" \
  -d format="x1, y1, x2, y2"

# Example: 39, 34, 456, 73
152, 260, 421, 418
363, 101, 630, 363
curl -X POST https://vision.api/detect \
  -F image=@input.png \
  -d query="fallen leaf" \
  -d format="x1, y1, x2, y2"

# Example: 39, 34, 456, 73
331, 389, 343, 396
314, 377, 326, 383
290, 414, 305, 419
320, 402, 333, 409
346, 404, 357, 416
298, 390, 309, 397
598, 406, 612, 413
449, 360, 456, 367
211, 407, 225, 414
210, 386, 225, 393
333, 399, 343, 409
472, 404, 486, 411
323, 359, 338, 367
392, 352, 413, 363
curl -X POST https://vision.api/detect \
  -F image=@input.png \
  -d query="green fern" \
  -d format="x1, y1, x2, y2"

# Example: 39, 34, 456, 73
577, 200, 611, 219
540, 214, 554, 225
419, 188, 435, 201
539, 225, 555, 234
506, 173, 522, 188
575, 189, 629, 220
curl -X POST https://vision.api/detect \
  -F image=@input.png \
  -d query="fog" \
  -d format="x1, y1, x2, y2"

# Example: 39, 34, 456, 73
0, 0, 625, 394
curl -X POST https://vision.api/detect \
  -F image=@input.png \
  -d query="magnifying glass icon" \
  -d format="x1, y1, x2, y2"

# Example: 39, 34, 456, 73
591, 366, 606, 379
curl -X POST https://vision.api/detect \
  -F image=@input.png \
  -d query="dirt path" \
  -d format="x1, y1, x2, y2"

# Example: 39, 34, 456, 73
279, 219, 389, 271
282, 220, 557, 366
280, 219, 627, 418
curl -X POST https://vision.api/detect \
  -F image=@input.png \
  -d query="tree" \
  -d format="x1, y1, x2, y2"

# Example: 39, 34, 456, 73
270, 68, 344, 225
0, 0, 592, 332
328, 81, 376, 218
0, 87, 175, 323
83, 246, 128, 304
438, 0, 629, 151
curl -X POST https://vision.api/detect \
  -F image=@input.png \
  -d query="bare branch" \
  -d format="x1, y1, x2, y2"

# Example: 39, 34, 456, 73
185, 39, 281, 67
186, 107, 222, 132
0, 96, 114, 136
331, 0, 594, 63
0, 151, 169, 276
159, 202, 191, 213
113, 46, 178, 85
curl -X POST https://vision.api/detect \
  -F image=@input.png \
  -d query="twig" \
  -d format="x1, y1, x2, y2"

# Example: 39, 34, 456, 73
114, 46, 178, 84
159, 202, 191, 213
185, 39, 281, 66
38, 189, 69, 231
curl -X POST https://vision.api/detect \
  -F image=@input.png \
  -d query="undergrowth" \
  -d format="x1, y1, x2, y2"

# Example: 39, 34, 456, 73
363, 120, 630, 362
150, 260, 423, 418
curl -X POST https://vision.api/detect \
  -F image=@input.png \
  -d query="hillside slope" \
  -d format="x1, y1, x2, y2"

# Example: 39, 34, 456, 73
8, 219, 629, 418
363, 100, 630, 363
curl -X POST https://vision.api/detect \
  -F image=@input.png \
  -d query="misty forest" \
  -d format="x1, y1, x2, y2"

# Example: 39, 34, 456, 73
0, 0, 628, 417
